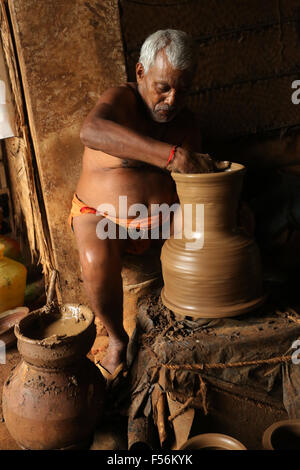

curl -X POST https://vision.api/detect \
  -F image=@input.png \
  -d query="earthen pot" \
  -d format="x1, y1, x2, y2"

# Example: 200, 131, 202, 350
262, 419, 300, 450
2, 303, 105, 450
179, 433, 246, 450
161, 163, 265, 318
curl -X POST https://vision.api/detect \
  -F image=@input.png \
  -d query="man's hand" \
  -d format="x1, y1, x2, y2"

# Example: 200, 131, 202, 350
167, 147, 230, 173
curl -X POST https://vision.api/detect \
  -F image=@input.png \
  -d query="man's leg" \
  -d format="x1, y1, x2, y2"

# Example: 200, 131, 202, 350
73, 214, 128, 374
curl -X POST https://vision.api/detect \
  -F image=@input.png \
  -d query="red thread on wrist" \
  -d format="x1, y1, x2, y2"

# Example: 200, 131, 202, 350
166, 145, 179, 167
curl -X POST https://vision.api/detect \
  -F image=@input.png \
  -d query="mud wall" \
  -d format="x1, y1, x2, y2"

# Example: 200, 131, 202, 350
120, 0, 300, 140
6, 0, 127, 301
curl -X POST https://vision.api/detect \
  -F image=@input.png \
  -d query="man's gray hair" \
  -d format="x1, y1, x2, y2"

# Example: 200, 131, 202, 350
139, 29, 195, 73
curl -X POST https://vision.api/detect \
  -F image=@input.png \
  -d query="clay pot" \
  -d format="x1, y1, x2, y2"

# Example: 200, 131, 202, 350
161, 164, 265, 318
262, 419, 300, 450
2, 303, 105, 450
179, 433, 246, 450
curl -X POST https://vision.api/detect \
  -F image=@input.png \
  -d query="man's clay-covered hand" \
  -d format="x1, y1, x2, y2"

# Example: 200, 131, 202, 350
167, 147, 231, 174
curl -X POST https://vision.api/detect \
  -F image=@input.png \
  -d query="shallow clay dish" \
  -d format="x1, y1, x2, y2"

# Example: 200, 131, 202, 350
262, 419, 300, 450
179, 433, 247, 450
0, 307, 29, 348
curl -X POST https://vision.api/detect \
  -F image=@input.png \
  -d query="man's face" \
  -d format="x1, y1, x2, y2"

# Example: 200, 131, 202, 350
136, 48, 193, 123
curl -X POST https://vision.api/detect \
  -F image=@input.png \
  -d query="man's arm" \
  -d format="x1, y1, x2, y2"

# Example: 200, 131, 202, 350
80, 86, 174, 168
80, 86, 227, 173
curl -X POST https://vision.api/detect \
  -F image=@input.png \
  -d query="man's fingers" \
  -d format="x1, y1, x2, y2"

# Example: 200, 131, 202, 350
214, 160, 231, 171
174, 153, 231, 174
193, 154, 214, 172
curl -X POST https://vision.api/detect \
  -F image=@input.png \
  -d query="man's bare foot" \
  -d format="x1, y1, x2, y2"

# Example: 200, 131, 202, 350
100, 336, 129, 375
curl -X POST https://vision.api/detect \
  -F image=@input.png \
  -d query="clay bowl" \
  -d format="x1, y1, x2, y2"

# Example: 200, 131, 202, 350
179, 433, 247, 450
262, 419, 300, 450
14, 303, 96, 368
0, 307, 29, 348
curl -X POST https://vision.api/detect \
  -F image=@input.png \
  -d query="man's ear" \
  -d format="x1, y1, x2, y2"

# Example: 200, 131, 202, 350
136, 62, 145, 83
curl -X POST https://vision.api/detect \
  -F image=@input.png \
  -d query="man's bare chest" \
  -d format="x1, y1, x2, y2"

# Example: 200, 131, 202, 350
127, 114, 189, 146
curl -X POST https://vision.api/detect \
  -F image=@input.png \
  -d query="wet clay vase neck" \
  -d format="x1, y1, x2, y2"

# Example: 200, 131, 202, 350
2, 303, 105, 450
161, 163, 265, 318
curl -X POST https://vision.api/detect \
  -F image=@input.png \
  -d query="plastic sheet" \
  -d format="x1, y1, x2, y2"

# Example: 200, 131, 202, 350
127, 287, 300, 448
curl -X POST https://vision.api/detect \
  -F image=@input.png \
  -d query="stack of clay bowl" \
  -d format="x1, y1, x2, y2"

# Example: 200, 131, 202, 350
0, 307, 29, 347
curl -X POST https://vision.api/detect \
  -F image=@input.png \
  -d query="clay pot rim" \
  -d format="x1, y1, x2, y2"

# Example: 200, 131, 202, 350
171, 162, 245, 181
262, 418, 300, 450
14, 303, 95, 346
179, 433, 247, 450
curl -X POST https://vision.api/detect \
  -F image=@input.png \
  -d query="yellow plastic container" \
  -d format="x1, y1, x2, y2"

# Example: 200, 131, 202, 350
0, 243, 27, 313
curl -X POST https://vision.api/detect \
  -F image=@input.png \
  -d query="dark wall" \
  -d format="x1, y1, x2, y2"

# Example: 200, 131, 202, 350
120, 0, 300, 141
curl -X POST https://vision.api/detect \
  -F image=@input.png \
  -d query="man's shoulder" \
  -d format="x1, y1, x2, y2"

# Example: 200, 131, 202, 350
100, 83, 138, 103
94, 83, 141, 124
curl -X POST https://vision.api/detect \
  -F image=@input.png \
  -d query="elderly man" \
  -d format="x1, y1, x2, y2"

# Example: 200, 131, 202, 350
69, 29, 226, 381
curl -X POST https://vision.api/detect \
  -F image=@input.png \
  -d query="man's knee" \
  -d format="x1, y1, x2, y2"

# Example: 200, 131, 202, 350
79, 240, 121, 282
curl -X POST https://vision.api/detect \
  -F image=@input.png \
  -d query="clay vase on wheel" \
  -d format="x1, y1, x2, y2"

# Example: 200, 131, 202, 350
161, 163, 265, 319
2, 303, 105, 450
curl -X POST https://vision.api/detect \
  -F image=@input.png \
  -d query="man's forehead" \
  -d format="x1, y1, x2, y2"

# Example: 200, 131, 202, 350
147, 49, 192, 84
151, 49, 174, 73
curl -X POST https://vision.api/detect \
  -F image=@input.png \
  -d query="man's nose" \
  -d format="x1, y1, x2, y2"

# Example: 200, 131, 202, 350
165, 90, 176, 107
